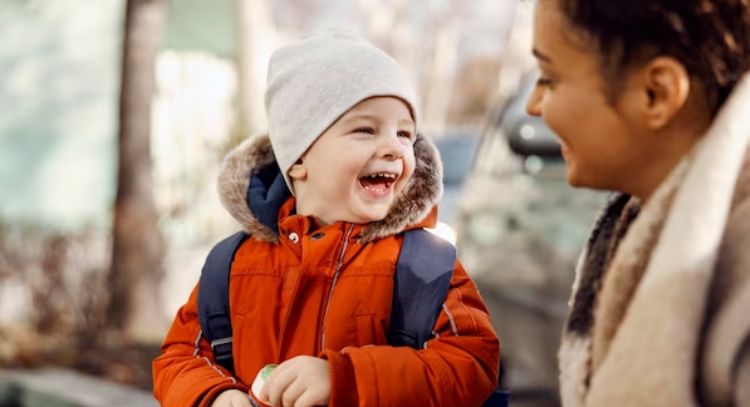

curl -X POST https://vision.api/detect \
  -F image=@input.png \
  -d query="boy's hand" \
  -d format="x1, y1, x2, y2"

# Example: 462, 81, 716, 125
211, 389, 253, 407
261, 356, 331, 407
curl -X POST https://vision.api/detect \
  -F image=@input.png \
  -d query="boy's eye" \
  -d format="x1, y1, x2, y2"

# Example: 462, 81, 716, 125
353, 127, 376, 134
397, 130, 413, 140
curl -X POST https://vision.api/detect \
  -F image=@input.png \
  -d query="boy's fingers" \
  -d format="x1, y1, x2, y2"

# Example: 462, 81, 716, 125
231, 395, 252, 407
213, 390, 253, 407
264, 365, 297, 406
293, 388, 325, 407
260, 362, 286, 399
280, 378, 305, 407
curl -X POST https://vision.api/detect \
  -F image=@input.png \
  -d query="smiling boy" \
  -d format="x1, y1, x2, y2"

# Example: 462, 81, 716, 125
153, 32, 499, 407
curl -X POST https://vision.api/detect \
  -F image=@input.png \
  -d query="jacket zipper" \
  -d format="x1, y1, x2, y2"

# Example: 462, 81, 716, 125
319, 223, 355, 351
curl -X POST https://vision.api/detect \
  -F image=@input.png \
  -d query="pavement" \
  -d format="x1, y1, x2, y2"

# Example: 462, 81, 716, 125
0, 368, 157, 407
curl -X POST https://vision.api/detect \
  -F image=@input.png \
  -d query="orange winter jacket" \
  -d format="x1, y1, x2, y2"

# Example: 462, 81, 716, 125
153, 134, 500, 407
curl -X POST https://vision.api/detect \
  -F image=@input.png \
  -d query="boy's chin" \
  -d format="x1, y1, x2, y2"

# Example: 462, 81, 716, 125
349, 205, 392, 224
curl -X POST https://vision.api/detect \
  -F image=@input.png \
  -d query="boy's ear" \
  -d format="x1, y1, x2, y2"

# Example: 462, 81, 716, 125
288, 161, 307, 180
640, 56, 691, 130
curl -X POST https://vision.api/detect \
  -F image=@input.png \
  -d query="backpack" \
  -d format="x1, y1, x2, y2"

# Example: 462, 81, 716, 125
197, 228, 509, 407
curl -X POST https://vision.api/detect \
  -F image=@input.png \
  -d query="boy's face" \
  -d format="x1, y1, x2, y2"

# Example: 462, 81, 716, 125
525, 0, 656, 192
290, 96, 416, 225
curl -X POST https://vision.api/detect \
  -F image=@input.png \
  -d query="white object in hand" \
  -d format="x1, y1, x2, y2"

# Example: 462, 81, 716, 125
250, 364, 277, 405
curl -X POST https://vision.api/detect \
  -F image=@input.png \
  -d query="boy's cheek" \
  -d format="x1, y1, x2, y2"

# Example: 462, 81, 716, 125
396, 171, 414, 194
403, 158, 417, 184
403, 149, 416, 172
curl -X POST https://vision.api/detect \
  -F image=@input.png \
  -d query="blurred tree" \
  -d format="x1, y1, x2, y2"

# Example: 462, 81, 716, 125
421, 0, 465, 134
447, 56, 502, 124
492, 0, 534, 108
359, 0, 469, 134
108, 0, 169, 339
234, 0, 276, 138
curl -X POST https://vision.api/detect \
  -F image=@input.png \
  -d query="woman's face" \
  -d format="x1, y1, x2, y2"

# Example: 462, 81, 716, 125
525, 0, 657, 193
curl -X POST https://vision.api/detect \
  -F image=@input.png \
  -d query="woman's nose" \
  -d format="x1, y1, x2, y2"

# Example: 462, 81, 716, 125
526, 86, 543, 117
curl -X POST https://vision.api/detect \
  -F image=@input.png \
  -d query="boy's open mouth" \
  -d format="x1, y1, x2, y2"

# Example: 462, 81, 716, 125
358, 172, 398, 196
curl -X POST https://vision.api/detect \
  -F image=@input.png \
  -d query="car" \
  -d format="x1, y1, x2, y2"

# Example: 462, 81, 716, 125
434, 130, 481, 224
454, 75, 607, 406
425, 130, 481, 245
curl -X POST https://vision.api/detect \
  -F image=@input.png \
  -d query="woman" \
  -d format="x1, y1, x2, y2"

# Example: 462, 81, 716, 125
526, 0, 750, 405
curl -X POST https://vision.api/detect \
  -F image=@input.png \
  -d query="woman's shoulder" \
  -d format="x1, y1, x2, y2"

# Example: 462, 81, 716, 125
715, 191, 750, 310
729, 145, 750, 211
702, 162, 750, 404
700, 220, 750, 405
722, 146, 750, 274
712, 146, 750, 316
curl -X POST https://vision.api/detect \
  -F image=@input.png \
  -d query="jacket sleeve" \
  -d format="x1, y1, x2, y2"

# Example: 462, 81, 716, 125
153, 284, 248, 407
321, 260, 500, 407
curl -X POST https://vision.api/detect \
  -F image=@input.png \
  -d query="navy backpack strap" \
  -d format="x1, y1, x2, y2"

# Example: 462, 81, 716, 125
388, 228, 456, 349
483, 389, 511, 407
389, 229, 510, 407
198, 231, 249, 374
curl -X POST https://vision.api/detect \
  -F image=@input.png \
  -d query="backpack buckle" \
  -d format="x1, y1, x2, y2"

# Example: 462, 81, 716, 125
210, 336, 233, 355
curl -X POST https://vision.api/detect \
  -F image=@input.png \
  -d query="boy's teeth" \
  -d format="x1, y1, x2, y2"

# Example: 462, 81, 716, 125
366, 172, 396, 179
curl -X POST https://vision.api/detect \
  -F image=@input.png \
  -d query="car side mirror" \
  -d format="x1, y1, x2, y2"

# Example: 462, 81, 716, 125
506, 118, 561, 158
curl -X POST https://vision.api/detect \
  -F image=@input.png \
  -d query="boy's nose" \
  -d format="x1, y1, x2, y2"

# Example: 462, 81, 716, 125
379, 132, 406, 160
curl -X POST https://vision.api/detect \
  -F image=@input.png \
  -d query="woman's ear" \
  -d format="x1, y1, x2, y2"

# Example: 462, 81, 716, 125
640, 56, 691, 129
288, 160, 307, 181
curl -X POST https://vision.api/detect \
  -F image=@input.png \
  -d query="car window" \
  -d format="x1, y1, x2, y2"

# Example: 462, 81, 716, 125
435, 137, 480, 186
474, 126, 521, 178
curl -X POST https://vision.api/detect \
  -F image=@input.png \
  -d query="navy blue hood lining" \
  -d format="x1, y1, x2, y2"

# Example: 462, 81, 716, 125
246, 163, 292, 235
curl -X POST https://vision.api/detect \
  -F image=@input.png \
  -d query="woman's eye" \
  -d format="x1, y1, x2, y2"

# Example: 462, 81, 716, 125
536, 77, 554, 87
353, 127, 375, 134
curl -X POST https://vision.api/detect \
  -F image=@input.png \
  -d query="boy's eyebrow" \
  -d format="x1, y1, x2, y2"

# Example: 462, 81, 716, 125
533, 48, 553, 64
340, 114, 377, 124
341, 114, 414, 126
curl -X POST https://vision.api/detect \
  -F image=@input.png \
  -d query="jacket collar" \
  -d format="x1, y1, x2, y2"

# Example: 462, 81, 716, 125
217, 133, 442, 243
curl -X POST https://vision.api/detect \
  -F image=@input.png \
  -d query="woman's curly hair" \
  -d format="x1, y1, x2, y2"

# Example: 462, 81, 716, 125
559, 0, 750, 113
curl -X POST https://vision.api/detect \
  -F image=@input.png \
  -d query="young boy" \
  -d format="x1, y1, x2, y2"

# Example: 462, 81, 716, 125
527, 0, 750, 405
153, 32, 499, 407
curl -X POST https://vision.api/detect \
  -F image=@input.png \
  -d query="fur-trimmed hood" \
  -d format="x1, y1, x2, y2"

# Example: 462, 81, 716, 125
217, 133, 443, 243
559, 75, 750, 406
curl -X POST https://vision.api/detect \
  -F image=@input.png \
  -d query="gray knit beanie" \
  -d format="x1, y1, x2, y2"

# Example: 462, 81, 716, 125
265, 30, 419, 193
